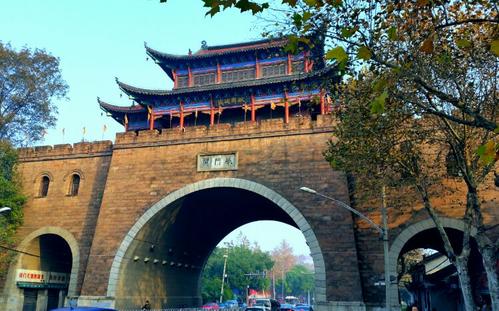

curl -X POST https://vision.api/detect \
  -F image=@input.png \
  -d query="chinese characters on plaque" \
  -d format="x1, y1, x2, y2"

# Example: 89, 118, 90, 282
197, 153, 238, 171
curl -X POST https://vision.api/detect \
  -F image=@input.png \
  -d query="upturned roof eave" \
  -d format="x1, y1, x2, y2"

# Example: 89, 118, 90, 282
144, 38, 288, 64
98, 97, 147, 115
116, 66, 337, 101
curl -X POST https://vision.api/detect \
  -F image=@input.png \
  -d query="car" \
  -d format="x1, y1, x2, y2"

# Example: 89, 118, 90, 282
253, 298, 280, 311
225, 300, 239, 308
202, 302, 221, 310
294, 304, 313, 311
50, 308, 117, 311
245, 307, 268, 311
218, 303, 227, 309
279, 303, 295, 311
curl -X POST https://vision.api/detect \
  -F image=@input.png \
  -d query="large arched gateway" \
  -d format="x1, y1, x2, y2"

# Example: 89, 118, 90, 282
4, 36, 497, 311
109, 178, 326, 309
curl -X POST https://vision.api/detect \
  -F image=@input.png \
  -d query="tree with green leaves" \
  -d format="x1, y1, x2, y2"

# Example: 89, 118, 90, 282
0, 42, 68, 146
173, 1, 498, 308
201, 237, 274, 303
278, 264, 314, 299
0, 141, 26, 283
324, 73, 496, 310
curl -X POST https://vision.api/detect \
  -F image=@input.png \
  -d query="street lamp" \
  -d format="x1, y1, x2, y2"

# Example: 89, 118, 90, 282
220, 251, 229, 303
299, 187, 391, 311
0, 207, 11, 214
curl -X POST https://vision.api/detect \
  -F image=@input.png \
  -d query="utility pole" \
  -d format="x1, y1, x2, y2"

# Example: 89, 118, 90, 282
219, 250, 229, 303
272, 270, 276, 299
381, 184, 391, 311
281, 270, 285, 300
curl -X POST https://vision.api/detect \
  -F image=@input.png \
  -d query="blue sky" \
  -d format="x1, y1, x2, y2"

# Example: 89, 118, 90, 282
0, 0, 312, 258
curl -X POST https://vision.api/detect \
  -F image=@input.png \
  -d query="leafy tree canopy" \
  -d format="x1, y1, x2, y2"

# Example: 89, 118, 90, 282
0, 42, 68, 146
201, 236, 274, 303
0, 141, 26, 279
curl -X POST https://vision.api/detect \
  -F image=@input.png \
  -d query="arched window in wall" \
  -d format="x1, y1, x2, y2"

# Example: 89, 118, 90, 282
39, 176, 50, 197
68, 174, 80, 196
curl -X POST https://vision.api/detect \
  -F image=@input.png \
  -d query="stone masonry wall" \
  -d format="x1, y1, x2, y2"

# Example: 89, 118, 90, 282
80, 115, 365, 304
13, 141, 113, 294
9, 114, 497, 308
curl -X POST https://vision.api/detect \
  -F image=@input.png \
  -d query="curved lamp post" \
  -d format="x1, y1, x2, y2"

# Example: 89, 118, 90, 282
0, 207, 11, 214
299, 187, 391, 311
220, 251, 229, 303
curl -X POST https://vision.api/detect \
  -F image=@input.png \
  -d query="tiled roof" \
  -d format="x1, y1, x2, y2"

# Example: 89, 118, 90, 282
98, 98, 146, 114
145, 38, 288, 63
117, 66, 336, 99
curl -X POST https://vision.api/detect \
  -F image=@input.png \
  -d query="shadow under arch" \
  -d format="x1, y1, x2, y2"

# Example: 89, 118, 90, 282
387, 217, 481, 306
4, 226, 80, 297
107, 177, 326, 303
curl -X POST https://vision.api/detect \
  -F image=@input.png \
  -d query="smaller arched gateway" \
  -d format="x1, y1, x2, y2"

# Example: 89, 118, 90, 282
3, 227, 79, 311
388, 218, 487, 310
107, 178, 327, 310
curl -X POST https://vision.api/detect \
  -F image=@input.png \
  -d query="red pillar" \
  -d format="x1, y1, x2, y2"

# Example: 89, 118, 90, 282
255, 56, 260, 78
287, 54, 292, 75
250, 94, 256, 123
180, 101, 184, 129
188, 66, 193, 87
304, 52, 310, 73
210, 100, 215, 126
320, 90, 325, 115
149, 107, 154, 130
217, 62, 221, 83
284, 91, 289, 124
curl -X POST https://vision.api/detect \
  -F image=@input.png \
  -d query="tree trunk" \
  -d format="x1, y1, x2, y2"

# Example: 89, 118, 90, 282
465, 174, 498, 310
480, 244, 499, 311
455, 255, 477, 311
416, 182, 476, 310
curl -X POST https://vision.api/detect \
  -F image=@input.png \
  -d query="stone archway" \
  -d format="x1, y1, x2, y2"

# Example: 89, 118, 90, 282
3, 226, 80, 310
107, 177, 327, 305
387, 218, 478, 306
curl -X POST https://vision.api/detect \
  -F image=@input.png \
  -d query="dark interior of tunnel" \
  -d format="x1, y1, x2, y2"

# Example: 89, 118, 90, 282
398, 227, 485, 310
39, 234, 73, 273
162, 187, 297, 265
116, 187, 301, 309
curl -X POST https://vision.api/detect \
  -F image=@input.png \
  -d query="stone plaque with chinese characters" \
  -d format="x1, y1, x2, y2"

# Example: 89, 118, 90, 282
197, 153, 238, 171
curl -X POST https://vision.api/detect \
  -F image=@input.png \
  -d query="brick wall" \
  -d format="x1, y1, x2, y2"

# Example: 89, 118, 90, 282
15, 141, 113, 293
9, 114, 498, 308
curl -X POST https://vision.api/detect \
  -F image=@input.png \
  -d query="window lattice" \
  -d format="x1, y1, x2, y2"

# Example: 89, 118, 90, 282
193, 73, 216, 86
292, 61, 305, 74
261, 63, 286, 77
221, 68, 256, 83
176, 76, 189, 88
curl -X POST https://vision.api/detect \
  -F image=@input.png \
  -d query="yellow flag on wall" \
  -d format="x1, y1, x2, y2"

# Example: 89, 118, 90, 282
270, 102, 276, 110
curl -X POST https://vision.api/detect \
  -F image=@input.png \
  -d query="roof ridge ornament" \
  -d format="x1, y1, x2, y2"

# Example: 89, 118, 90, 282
201, 40, 207, 49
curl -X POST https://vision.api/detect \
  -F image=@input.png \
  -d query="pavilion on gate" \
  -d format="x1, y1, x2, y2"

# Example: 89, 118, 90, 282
99, 37, 339, 131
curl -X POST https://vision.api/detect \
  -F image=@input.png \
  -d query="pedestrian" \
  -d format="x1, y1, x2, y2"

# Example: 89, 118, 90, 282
142, 299, 151, 311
